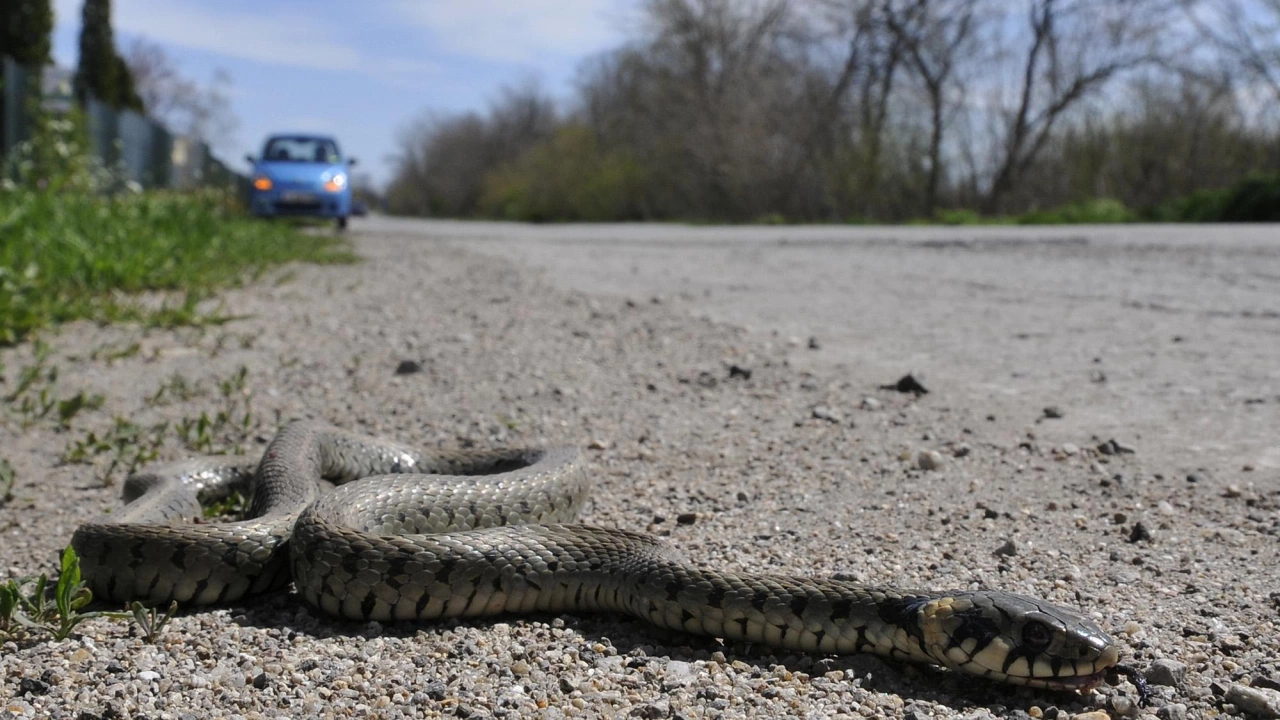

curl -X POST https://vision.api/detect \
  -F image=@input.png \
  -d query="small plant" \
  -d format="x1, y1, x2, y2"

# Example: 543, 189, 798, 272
0, 458, 14, 506
56, 391, 106, 428
0, 547, 123, 641
89, 341, 141, 364
146, 372, 205, 406
62, 417, 167, 486
130, 600, 179, 643
202, 490, 247, 520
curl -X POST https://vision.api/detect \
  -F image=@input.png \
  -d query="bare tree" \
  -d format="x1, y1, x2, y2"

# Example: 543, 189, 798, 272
982, 0, 1166, 212
124, 39, 238, 152
1183, 0, 1280, 106
882, 0, 978, 214
385, 84, 557, 217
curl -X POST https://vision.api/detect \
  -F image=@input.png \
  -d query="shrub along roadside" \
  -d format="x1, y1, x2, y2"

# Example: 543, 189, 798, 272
0, 189, 356, 345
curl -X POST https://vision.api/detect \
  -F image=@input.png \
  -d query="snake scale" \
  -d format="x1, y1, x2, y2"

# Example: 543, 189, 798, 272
72, 420, 1143, 697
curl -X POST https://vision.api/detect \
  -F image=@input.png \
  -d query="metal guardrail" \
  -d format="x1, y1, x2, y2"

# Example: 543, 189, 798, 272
2, 55, 243, 192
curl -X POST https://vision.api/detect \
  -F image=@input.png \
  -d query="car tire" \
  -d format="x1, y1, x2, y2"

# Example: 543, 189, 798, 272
336, 216, 348, 231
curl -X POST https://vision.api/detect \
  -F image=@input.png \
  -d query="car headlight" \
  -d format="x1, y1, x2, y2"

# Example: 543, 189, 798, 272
253, 176, 273, 191
323, 173, 348, 193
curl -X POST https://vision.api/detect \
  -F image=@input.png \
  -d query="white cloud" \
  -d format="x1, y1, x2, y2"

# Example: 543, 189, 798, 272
94, 0, 363, 71
389, 0, 631, 64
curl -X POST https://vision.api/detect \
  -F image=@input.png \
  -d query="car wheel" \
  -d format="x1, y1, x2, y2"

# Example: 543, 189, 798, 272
335, 216, 348, 231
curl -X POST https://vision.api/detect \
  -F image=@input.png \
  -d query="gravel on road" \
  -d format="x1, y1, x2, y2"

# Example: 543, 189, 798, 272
1, 223, 1277, 720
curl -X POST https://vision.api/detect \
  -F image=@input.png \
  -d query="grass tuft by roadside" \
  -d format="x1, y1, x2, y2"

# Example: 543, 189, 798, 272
0, 189, 357, 345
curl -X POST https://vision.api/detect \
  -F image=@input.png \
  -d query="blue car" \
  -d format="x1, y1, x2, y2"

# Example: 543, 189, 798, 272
247, 134, 356, 229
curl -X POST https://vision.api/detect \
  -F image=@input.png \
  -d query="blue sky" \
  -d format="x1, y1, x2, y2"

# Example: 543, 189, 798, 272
50, 0, 638, 187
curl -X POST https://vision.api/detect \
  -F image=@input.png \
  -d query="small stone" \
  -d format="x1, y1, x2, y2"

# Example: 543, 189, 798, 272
587, 438, 609, 450
952, 443, 971, 458
1061, 442, 1079, 455
1187, 473, 1205, 483
918, 450, 944, 470
559, 677, 578, 693
394, 360, 422, 375
423, 682, 448, 701
812, 406, 843, 423
883, 373, 928, 395
252, 672, 269, 689
1128, 522, 1153, 543
727, 364, 752, 380
510, 660, 530, 676
1146, 659, 1186, 688
18, 678, 49, 696
70, 648, 92, 663
1043, 406, 1064, 419
807, 336, 821, 350
1028, 707, 1043, 719
1108, 695, 1138, 718
137, 670, 160, 682
676, 512, 698, 525
1226, 684, 1280, 718
105, 661, 125, 674
1224, 484, 1243, 498
1256, 677, 1280, 692
860, 397, 882, 411
1069, 712, 1111, 720
1157, 705, 1188, 720
632, 699, 670, 719
994, 538, 1021, 556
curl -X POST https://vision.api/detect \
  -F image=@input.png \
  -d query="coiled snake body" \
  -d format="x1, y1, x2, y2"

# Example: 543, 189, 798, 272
73, 421, 1127, 693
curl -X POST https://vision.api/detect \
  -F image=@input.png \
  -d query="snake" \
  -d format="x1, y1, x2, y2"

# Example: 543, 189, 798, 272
72, 420, 1146, 699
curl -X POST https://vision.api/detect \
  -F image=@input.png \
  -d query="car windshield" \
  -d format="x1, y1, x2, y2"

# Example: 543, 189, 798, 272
262, 137, 341, 164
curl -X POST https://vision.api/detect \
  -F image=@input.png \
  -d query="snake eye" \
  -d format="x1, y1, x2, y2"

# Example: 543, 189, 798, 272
1022, 621, 1053, 651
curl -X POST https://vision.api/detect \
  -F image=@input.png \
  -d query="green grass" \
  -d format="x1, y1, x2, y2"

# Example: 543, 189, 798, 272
0, 189, 356, 345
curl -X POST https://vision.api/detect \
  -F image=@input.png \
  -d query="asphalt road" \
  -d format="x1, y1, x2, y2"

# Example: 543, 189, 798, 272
359, 216, 1280, 472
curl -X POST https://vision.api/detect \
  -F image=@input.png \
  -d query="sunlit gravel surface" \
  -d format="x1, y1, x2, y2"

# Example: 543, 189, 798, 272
1, 224, 1277, 719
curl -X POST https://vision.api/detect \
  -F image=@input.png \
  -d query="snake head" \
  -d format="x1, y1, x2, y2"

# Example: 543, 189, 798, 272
917, 591, 1119, 692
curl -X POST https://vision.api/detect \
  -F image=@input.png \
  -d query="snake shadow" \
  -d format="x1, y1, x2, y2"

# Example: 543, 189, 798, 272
219, 590, 1101, 717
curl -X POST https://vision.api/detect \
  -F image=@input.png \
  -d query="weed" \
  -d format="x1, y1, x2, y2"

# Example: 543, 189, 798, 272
130, 601, 179, 643
146, 372, 205, 406
0, 547, 125, 641
62, 417, 167, 486
0, 458, 14, 506
56, 391, 105, 428
0, 189, 356, 345
202, 490, 248, 520
89, 341, 142, 364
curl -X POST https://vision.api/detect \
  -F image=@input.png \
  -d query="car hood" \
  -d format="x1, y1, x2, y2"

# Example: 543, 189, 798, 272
255, 162, 344, 183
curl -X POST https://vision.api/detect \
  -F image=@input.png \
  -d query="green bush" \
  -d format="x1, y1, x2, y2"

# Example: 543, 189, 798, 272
1017, 198, 1134, 225
1158, 173, 1280, 222
480, 125, 649, 222
935, 208, 984, 225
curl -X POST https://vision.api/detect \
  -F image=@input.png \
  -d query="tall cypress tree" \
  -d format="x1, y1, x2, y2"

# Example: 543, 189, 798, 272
70, 0, 144, 111
0, 0, 55, 67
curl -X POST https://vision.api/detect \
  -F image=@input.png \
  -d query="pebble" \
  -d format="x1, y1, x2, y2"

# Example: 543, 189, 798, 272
1070, 712, 1111, 720
812, 405, 843, 423
137, 670, 160, 682
994, 538, 1021, 556
917, 450, 944, 470
1226, 684, 1280, 718
860, 397, 882, 411
393, 360, 422, 375
1145, 659, 1186, 688
1157, 704, 1188, 720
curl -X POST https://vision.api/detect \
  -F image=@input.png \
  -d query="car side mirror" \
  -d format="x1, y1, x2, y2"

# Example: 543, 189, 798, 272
347, 157, 358, 166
